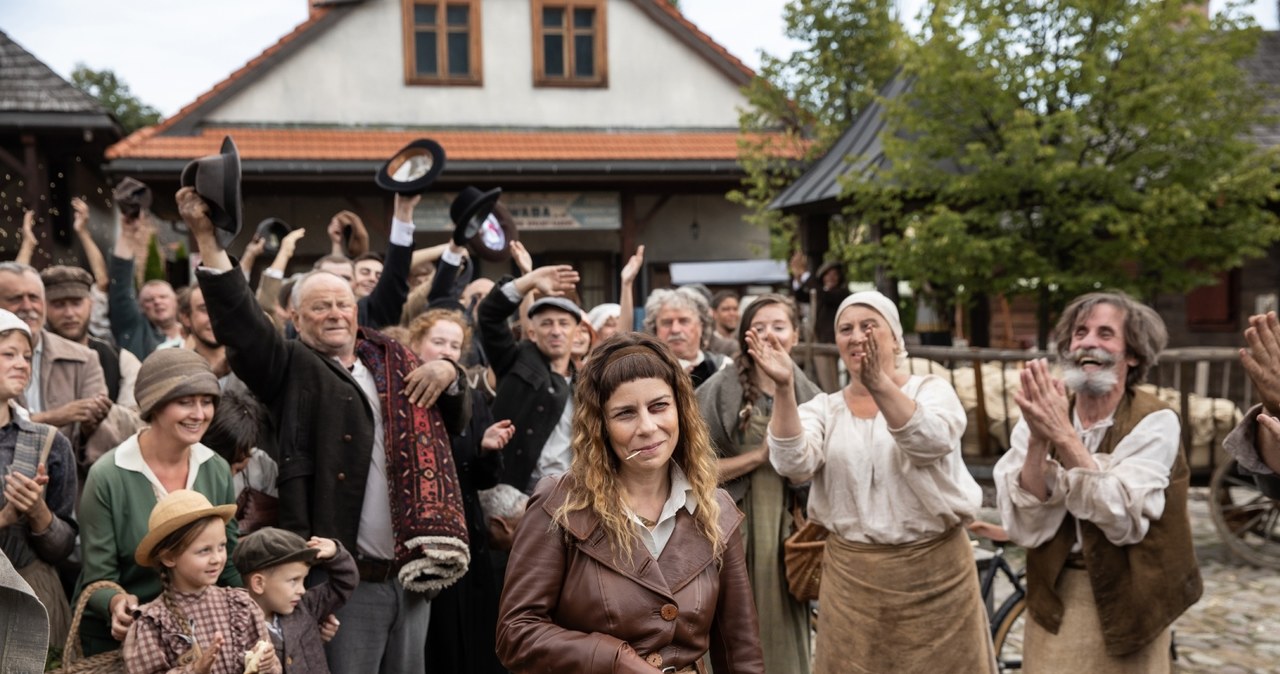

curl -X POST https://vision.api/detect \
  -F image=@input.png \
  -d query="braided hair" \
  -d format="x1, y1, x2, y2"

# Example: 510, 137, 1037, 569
734, 294, 800, 433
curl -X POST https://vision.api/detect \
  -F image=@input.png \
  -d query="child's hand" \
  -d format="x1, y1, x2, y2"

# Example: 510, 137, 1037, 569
319, 614, 340, 643
306, 536, 338, 560
243, 638, 276, 673
194, 631, 224, 674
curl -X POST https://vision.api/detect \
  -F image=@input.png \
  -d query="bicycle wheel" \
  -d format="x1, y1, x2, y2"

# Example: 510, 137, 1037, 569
1209, 458, 1280, 568
991, 597, 1026, 672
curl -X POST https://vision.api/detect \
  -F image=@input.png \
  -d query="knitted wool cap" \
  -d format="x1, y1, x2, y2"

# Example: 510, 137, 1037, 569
135, 348, 221, 421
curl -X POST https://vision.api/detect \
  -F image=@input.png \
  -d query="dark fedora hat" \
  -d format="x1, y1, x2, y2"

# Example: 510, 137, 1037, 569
111, 177, 152, 219
376, 139, 447, 194
254, 217, 293, 256
453, 185, 506, 257
180, 136, 242, 247
468, 203, 520, 262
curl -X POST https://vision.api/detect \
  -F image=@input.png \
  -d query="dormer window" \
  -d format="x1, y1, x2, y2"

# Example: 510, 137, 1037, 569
402, 0, 482, 85
532, 0, 607, 87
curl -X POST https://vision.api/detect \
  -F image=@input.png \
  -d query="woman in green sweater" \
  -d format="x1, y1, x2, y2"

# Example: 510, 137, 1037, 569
73, 348, 239, 655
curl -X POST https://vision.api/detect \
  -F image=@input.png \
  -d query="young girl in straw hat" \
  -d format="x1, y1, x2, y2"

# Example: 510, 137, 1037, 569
123, 489, 281, 674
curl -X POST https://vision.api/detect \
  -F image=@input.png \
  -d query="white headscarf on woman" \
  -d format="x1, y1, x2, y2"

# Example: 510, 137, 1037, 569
835, 291, 908, 368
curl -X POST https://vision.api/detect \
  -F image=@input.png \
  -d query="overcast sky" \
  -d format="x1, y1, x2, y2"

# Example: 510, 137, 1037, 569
2, 0, 1275, 118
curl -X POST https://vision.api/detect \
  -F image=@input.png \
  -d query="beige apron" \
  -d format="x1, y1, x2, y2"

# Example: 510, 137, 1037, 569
1024, 568, 1171, 673
815, 527, 996, 674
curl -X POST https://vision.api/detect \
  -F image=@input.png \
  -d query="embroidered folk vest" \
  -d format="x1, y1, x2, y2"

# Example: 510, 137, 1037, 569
1024, 388, 1203, 656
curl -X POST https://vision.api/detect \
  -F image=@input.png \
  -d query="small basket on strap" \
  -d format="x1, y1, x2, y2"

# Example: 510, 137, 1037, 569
783, 505, 828, 603
50, 579, 127, 673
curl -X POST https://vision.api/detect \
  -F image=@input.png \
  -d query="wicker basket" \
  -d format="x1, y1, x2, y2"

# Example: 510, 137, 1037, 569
49, 579, 127, 673
783, 506, 828, 603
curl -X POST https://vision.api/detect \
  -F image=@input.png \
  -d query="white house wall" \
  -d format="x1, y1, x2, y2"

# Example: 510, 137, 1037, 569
207, 0, 748, 128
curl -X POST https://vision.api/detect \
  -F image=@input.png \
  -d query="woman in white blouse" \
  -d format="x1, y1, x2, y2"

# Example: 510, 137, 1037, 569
755, 291, 995, 673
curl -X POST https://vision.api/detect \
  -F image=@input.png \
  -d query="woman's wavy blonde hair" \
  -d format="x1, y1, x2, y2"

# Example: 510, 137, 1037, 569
554, 332, 723, 567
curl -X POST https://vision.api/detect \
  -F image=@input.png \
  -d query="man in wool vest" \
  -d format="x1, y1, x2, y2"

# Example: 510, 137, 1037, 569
993, 290, 1202, 672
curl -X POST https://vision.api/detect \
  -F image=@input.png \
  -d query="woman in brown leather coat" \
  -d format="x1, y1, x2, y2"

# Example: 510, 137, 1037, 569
497, 333, 764, 674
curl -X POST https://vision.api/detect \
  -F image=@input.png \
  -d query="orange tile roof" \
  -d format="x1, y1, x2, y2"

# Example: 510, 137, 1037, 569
107, 126, 783, 162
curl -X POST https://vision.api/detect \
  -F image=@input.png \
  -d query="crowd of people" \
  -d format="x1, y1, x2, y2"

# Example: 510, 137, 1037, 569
2, 172, 1280, 674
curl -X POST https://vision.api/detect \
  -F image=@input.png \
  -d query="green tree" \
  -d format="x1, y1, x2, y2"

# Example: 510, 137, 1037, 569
843, 0, 1280, 346
730, 0, 907, 257
71, 64, 162, 134
144, 234, 165, 283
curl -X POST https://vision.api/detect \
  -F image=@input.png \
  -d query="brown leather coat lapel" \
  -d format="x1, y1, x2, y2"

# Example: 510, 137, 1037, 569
540, 475, 746, 600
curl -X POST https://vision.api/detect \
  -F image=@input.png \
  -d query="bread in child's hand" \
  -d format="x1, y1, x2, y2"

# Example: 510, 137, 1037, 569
242, 639, 272, 673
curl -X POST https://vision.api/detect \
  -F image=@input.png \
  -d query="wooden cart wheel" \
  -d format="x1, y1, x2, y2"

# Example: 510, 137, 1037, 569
1209, 458, 1280, 569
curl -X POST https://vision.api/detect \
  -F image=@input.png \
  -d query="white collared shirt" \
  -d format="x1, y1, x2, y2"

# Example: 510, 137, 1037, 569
347, 357, 397, 561
531, 375, 574, 486
628, 463, 697, 558
995, 405, 1180, 549
113, 432, 219, 500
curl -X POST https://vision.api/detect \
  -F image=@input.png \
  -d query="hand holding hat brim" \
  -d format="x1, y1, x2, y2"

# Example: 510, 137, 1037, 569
179, 136, 242, 247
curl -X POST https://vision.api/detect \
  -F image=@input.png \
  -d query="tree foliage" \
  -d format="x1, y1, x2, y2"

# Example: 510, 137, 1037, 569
144, 235, 165, 283
730, 0, 906, 257
71, 64, 162, 135
841, 0, 1280, 344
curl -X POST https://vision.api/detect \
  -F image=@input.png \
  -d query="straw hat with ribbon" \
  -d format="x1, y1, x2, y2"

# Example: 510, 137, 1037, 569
135, 490, 237, 567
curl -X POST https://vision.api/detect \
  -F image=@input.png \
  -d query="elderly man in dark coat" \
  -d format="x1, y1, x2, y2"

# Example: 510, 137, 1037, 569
179, 187, 471, 674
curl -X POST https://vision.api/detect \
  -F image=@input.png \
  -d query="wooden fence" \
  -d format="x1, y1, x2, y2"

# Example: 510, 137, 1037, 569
792, 342, 1248, 480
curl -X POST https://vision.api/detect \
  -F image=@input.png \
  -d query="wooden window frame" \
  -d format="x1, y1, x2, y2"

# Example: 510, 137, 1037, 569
531, 0, 608, 88
1185, 269, 1240, 332
402, 0, 484, 86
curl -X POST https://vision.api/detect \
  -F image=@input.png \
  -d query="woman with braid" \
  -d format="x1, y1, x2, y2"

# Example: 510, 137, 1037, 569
695, 294, 820, 674
124, 489, 280, 673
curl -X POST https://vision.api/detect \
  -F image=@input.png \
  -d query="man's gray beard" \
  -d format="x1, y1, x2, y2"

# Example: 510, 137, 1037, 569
1062, 365, 1119, 397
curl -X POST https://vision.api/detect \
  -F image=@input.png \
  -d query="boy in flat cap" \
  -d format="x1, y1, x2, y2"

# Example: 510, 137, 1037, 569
233, 528, 357, 674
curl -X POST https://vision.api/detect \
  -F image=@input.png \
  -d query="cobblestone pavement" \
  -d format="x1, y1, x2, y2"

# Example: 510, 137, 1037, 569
1173, 488, 1280, 674
983, 488, 1280, 673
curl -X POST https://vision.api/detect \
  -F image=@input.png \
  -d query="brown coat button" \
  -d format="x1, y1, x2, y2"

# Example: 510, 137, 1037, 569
337, 472, 346, 481
660, 603, 678, 621
645, 652, 663, 667
286, 657, 293, 665
343, 434, 352, 441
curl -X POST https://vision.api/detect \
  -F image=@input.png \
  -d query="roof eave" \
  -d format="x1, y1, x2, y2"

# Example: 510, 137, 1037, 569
0, 111, 123, 138
105, 157, 746, 180
154, 6, 356, 137
628, 0, 755, 87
